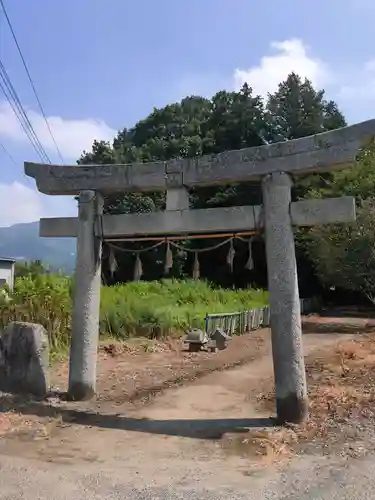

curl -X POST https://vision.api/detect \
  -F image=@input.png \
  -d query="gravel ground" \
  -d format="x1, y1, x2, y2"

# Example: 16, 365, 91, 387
1, 453, 375, 499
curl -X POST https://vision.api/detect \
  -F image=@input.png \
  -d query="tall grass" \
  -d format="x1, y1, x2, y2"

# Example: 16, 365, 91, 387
100, 279, 268, 338
0, 274, 268, 352
0, 274, 72, 352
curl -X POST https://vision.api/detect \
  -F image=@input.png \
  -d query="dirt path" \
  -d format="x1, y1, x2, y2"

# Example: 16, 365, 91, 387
51, 329, 270, 407
0, 325, 366, 499
49, 313, 375, 410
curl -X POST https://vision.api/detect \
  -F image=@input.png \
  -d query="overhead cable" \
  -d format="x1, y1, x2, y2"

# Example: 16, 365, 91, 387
0, 62, 51, 163
0, 0, 64, 163
0, 140, 16, 165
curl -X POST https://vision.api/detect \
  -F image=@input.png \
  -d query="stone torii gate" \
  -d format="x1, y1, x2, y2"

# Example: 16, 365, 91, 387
25, 119, 375, 424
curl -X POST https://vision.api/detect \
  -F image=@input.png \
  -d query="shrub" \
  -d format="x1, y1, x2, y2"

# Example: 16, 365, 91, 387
0, 274, 72, 351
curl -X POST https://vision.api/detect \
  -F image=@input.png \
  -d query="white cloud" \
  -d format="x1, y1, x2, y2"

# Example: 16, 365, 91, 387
0, 182, 76, 227
337, 59, 375, 121
0, 101, 117, 160
233, 39, 330, 97
0, 182, 43, 226
231, 38, 375, 123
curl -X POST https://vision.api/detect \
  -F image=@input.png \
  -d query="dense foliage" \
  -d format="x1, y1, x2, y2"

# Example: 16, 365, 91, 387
302, 146, 375, 303
14, 260, 50, 279
0, 275, 268, 352
79, 73, 346, 291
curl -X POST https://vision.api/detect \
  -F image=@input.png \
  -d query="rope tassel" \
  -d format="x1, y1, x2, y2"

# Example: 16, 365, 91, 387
164, 240, 173, 274
226, 238, 235, 272
192, 252, 200, 280
108, 247, 118, 277
133, 254, 143, 281
245, 237, 254, 270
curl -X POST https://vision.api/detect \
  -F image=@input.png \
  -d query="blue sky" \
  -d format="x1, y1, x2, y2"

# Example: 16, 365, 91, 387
1, 0, 375, 226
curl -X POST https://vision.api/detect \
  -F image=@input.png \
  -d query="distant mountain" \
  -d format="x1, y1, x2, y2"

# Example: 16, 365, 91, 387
0, 222, 76, 273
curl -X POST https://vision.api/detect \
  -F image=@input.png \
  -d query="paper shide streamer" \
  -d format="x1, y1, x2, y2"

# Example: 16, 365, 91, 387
226, 238, 235, 272
164, 240, 173, 274
106, 232, 257, 282
133, 254, 143, 281
245, 237, 254, 270
109, 247, 118, 277
192, 252, 200, 280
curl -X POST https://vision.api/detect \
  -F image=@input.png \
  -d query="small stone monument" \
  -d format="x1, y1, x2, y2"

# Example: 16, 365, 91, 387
184, 328, 209, 352
207, 328, 232, 352
0, 322, 50, 397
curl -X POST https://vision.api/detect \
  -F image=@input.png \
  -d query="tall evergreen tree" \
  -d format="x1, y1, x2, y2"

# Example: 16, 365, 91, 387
78, 73, 347, 289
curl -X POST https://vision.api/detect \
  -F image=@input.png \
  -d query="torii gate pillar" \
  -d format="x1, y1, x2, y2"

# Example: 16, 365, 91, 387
68, 190, 103, 400
262, 172, 307, 423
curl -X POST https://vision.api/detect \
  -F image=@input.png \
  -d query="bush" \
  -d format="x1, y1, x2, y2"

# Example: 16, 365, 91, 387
0, 274, 72, 351
301, 144, 375, 303
305, 200, 375, 304
0, 275, 268, 353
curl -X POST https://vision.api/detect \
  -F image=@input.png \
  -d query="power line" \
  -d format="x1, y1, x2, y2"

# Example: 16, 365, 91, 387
0, 76, 48, 163
0, 0, 65, 164
0, 62, 51, 163
0, 61, 48, 158
0, 141, 16, 165
0, 61, 50, 162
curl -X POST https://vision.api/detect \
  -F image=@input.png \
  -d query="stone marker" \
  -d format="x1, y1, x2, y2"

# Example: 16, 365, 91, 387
0, 322, 49, 397
184, 328, 209, 352
210, 329, 231, 351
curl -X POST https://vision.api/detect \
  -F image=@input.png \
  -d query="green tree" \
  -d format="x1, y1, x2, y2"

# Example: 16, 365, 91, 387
266, 72, 347, 200
15, 260, 49, 279
305, 199, 375, 303
266, 73, 346, 140
78, 74, 346, 288
301, 145, 375, 302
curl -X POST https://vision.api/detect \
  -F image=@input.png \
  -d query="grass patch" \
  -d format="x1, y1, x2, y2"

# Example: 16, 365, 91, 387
100, 279, 268, 339
0, 274, 268, 354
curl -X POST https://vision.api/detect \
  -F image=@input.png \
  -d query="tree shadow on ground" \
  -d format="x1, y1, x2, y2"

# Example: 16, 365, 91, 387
319, 306, 375, 319
302, 321, 375, 335
0, 393, 275, 440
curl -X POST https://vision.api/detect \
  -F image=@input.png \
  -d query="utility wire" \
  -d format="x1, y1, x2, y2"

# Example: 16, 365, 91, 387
0, 61, 50, 162
0, 140, 16, 165
0, 0, 64, 164
0, 61, 48, 158
0, 62, 51, 163
0, 76, 47, 163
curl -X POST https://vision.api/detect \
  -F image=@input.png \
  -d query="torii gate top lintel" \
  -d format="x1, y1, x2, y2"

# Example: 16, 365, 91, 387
24, 119, 375, 195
